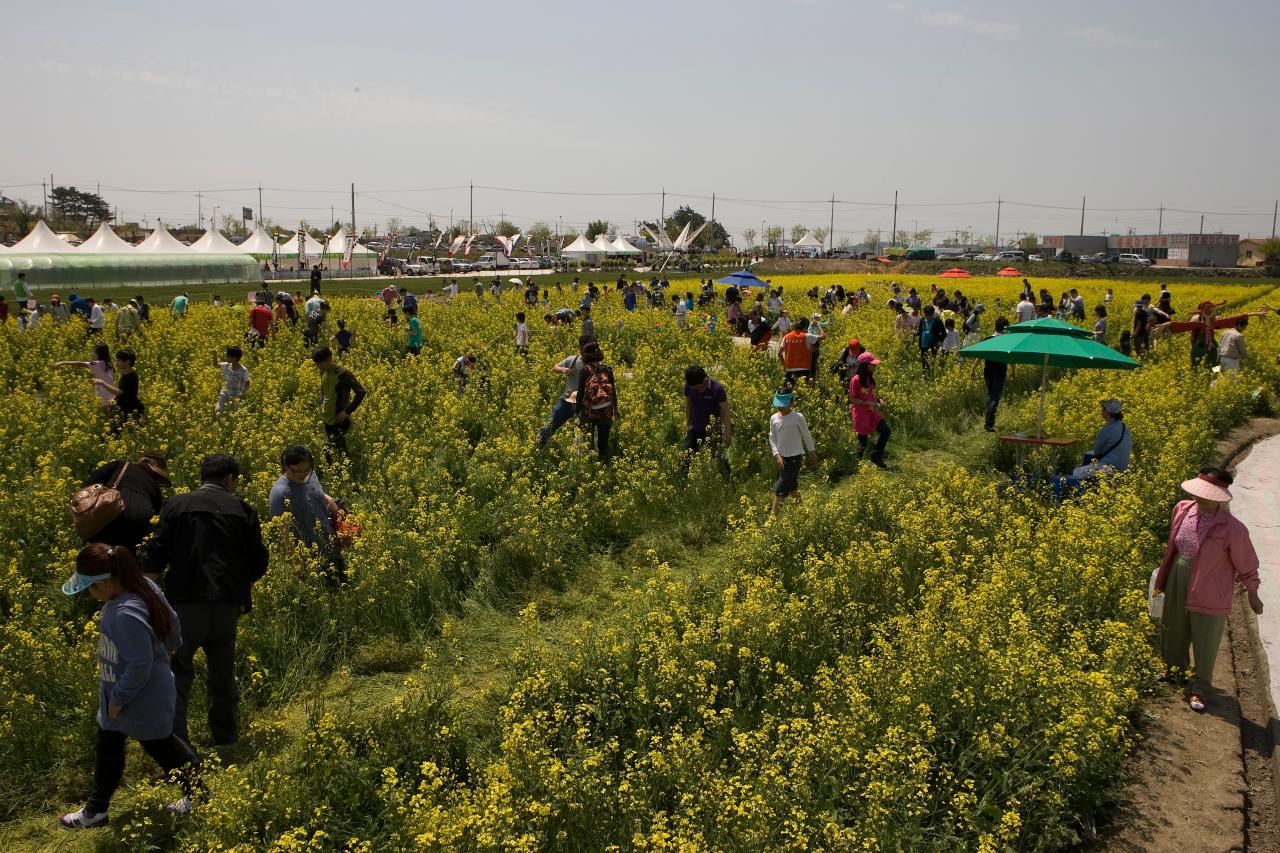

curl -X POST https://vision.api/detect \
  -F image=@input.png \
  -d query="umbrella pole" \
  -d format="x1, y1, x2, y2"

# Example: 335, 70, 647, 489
1037, 353, 1049, 438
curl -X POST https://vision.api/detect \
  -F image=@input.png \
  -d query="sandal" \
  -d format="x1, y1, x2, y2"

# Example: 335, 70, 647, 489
1189, 694, 1206, 712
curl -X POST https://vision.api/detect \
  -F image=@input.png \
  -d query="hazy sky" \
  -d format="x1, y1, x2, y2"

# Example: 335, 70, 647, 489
4, 0, 1278, 244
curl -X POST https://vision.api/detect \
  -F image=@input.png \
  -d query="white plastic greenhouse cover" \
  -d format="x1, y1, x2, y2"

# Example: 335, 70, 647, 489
591, 235, 615, 254
78, 222, 137, 253
9, 220, 79, 253
279, 233, 327, 256
135, 225, 192, 253
190, 228, 246, 254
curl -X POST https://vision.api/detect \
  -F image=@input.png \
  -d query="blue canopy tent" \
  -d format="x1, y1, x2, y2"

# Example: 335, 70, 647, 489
716, 269, 769, 288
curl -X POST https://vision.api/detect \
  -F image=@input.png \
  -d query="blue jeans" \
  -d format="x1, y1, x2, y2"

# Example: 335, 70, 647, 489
537, 399, 577, 447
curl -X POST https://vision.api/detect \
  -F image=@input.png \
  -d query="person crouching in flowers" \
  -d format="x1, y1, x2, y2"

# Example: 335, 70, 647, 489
849, 352, 889, 469
768, 386, 816, 515
1153, 468, 1262, 713
59, 544, 199, 829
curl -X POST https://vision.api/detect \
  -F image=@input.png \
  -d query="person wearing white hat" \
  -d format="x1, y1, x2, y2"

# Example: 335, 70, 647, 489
1153, 467, 1263, 712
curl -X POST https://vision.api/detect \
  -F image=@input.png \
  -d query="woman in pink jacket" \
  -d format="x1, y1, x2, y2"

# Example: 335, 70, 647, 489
1154, 467, 1263, 712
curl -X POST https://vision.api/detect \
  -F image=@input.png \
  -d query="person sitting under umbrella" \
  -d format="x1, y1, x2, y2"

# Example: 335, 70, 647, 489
1070, 398, 1131, 480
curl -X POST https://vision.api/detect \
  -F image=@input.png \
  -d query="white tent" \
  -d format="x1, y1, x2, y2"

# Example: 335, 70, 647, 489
279, 232, 328, 257
323, 230, 377, 270
9, 220, 79, 253
238, 225, 281, 256
561, 234, 602, 260
135, 225, 192, 253
189, 227, 247, 254
794, 232, 824, 249
78, 222, 137, 253
591, 234, 615, 255
611, 235, 643, 255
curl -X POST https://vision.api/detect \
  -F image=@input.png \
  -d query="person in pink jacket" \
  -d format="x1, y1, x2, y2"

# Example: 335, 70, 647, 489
1153, 467, 1263, 712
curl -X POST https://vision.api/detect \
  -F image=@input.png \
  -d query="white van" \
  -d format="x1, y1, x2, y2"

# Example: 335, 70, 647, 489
476, 253, 511, 271
993, 250, 1027, 262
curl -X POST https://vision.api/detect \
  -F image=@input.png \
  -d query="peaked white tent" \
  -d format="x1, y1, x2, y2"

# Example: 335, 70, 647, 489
9, 220, 79, 253
561, 234, 602, 260
591, 234, 615, 255
78, 222, 137, 253
135, 225, 192, 253
238, 225, 281, 257
794, 232, 824, 249
279, 232, 327, 258
190, 227, 246, 254
323, 230, 377, 270
611, 236, 643, 255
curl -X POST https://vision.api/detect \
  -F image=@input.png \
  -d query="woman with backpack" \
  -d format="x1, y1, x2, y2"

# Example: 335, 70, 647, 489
59, 543, 199, 829
576, 341, 617, 463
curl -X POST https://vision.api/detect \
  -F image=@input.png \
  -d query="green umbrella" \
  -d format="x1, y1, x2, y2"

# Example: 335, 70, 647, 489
958, 317, 1139, 437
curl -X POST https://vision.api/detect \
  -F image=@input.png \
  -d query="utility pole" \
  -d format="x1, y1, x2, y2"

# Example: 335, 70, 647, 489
42, 179, 47, 220
891, 190, 898, 244
50, 173, 55, 222
1199, 214, 1205, 235
1272, 200, 1277, 239
660, 187, 666, 227
1079, 196, 1086, 236
994, 197, 1002, 249
469, 181, 473, 237
829, 193, 835, 253
258, 184, 264, 226
197, 192, 203, 225
1158, 203, 1164, 235
351, 183, 356, 239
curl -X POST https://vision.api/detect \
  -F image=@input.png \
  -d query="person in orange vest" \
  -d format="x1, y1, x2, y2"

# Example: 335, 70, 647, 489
778, 317, 825, 385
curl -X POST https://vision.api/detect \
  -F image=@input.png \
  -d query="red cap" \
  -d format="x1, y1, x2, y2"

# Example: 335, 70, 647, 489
847, 338, 861, 350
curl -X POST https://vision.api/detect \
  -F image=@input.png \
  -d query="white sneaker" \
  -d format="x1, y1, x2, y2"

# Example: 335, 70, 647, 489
60, 808, 109, 829
164, 797, 192, 816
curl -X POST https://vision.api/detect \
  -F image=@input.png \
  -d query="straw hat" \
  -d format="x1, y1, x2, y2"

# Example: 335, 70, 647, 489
1181, 472, 1233, 503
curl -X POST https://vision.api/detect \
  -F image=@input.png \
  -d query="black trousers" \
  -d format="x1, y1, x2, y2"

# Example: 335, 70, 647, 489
581, 417, 612, 463
324, 420, 351, 453
857, 420, 891, 458
86, 727, 198, 814
985, 376, 1006, 430
172, 601, 242, 746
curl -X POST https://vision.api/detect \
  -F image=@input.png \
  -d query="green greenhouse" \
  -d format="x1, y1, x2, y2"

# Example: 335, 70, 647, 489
0, 252, 262, 292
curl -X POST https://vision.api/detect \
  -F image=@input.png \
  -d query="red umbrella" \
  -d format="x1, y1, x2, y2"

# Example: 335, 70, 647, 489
996, 267, 1022, 276
938, 267, 972, 278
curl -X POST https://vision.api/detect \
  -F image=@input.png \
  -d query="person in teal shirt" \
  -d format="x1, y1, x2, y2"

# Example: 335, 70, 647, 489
405, 304, 423, 355
170, 292, 189, 318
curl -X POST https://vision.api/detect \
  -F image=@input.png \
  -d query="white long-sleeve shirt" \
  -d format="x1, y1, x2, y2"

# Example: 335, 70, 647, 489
768, 410, 814, 458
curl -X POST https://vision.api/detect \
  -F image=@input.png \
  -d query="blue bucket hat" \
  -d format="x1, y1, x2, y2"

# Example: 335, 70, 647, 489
62, 570, 112, 596
772, 390, 795, 408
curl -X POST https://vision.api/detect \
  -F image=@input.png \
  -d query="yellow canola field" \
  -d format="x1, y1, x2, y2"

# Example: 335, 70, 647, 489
1, 273, 1278, 850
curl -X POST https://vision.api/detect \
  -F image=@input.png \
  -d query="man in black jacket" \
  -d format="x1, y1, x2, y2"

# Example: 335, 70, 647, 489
143, 453, 269, 747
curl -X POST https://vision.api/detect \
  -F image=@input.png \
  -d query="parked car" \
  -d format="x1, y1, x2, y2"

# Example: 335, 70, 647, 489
905, 248, 937, 260
993, 250, 1027, 262
974, 254, 995, 262
450, 259, 476, 273
1097, 253, 1121, 264
377, 258, 405, 276
1052, 251, 1077, 263
402, 261, 430, 276
1028, 254, 1044, 262
509, 257, 535, 270
1118, 253, 1153, 266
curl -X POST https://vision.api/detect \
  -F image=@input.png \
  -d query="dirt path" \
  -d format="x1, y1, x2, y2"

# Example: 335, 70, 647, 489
1093, 419, 1280, 852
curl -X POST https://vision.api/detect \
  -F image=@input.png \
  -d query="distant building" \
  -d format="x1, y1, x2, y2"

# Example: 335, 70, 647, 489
1041, 233, 1239, 267
1238, 238, 1269, 268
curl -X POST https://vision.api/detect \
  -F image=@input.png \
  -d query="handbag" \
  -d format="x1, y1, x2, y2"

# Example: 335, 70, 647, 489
1147, 567, 1164, 621
71, 462, 129, 540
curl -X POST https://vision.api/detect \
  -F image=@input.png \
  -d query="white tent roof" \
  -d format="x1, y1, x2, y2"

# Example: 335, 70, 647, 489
611, 236, 643, 255
189, 227, 247, 254
324, 230, 377, 256
77, 222, 137, 253
794, 232, 824, 248
9, 220, 79, 253
591, 234, 615, 254
279, 232, 327, 256
561, 234, 601, 258
135, 225, 192, 253
238, 225, 280, 255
